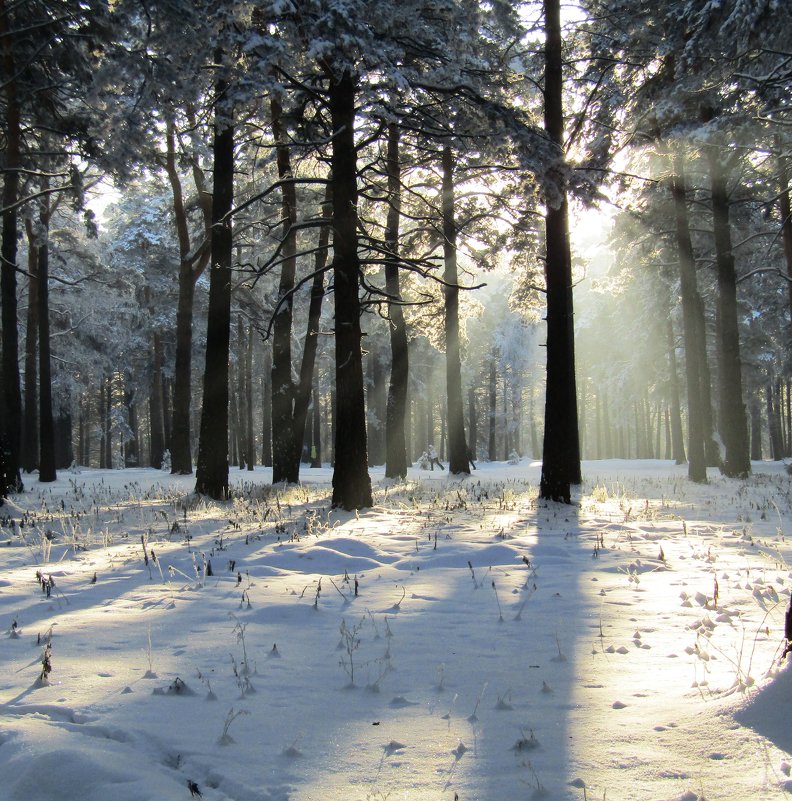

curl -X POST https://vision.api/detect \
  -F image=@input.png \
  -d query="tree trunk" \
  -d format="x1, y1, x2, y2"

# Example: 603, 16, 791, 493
22, 217, 39, 473
149, 332, 165, 468
269, 95, 299, 484
441, 146, 470, 475
694, 295, 720, 467
195, 64, 234, 500
54, 411, 73, 469
290, 184, 332, 477
0, 0, 23, 496
707, 149, 750, 477
166, 120, 211, 476
666, 316, 687, 464
776, 139, 792, 314
235, 317, 247, 469
311, 373, 322, 467
124, 375, 138, 467
540, 0, 581, 502
384, 125, 409, 479
750, 395, 762, 461
329, 69, 372, 509
103, 377, 112, 469
671, 154, 707, 482
767, 380, 784, 460
468, 386, 477, 461
246, 324, 255, 470
261, 349, 272, 467
37, 189, 56, 482
488, 352, 497, 461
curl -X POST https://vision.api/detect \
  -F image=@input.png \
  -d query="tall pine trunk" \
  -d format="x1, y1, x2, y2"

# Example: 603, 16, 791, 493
707, 148, 750, 477
0, 0, 24, 496
166, 120, 211, 476
441, 147, 470, 475
195, 63, 234, 500
22, 218, 39, 473
149, 331, 165, 468
671, 154, 707, 482
270, 96, 299, 484
539, 0, 581, 502
777, 139, 792, 313
666, 317, 687, 465
37, 188, 56, 482
488, 353, 497, 460
289, 185, 332, 478
328, 69, 372, 510
384, 125, 409, 479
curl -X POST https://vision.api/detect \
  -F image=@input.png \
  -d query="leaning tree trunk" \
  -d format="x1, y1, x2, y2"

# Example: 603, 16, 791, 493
707, 148, 750, 478
37, 188, 56, 482
0, 2, 23, 497
441, 146, 470, 476
195, 64, 234, 500
671, 153, 707, 482
384, 125, 409, 479
328, 69, 372, 510
539, 0, 581, 503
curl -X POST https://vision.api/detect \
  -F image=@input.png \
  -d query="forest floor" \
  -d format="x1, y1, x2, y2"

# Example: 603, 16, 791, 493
0, 458, 791, 801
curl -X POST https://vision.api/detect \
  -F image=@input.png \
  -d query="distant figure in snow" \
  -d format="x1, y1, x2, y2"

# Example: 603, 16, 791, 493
427, 444, 444, 471
187, 779, 202, 798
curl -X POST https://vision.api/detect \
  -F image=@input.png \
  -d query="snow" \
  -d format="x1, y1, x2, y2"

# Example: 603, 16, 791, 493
1, 459, 791, 801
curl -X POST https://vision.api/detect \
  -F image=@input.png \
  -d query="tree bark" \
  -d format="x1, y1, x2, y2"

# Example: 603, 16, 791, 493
37, 188, 56, 482
488, 352, 497, 460
328, 69, 372, 510
468, 386, 477, 462
311, 373, 322, 467
539, 0, 581, 502
0, 0, 24, 496
166, 119, 212, 476
289, 184, 331, 479
149, 331, 165, 468
671, 154, 707, 482
750, 395, 762, 461
195, 63, 234, 500
270, 95, 299, 484
261, 349, 272, 466
776, 139, 792, 314
767, 380, 784, 460
666, 317, 687, 465
441, 146, 470, 475
22, 217, 39, 473
707, 148, 750, 477
384, 125, 409, 479
245, 324, 255, 470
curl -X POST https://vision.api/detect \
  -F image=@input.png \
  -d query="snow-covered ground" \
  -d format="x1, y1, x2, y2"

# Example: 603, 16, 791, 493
1, 459, 791, 801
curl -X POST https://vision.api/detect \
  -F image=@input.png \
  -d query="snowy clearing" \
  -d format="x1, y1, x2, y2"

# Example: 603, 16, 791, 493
1, 459, 791, 801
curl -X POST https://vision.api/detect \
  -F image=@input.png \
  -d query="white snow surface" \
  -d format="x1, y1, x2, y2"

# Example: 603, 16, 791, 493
1, 459, 791, 801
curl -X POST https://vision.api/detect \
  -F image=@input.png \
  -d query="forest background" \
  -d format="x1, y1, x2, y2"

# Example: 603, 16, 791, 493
1, 0, 792, 510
